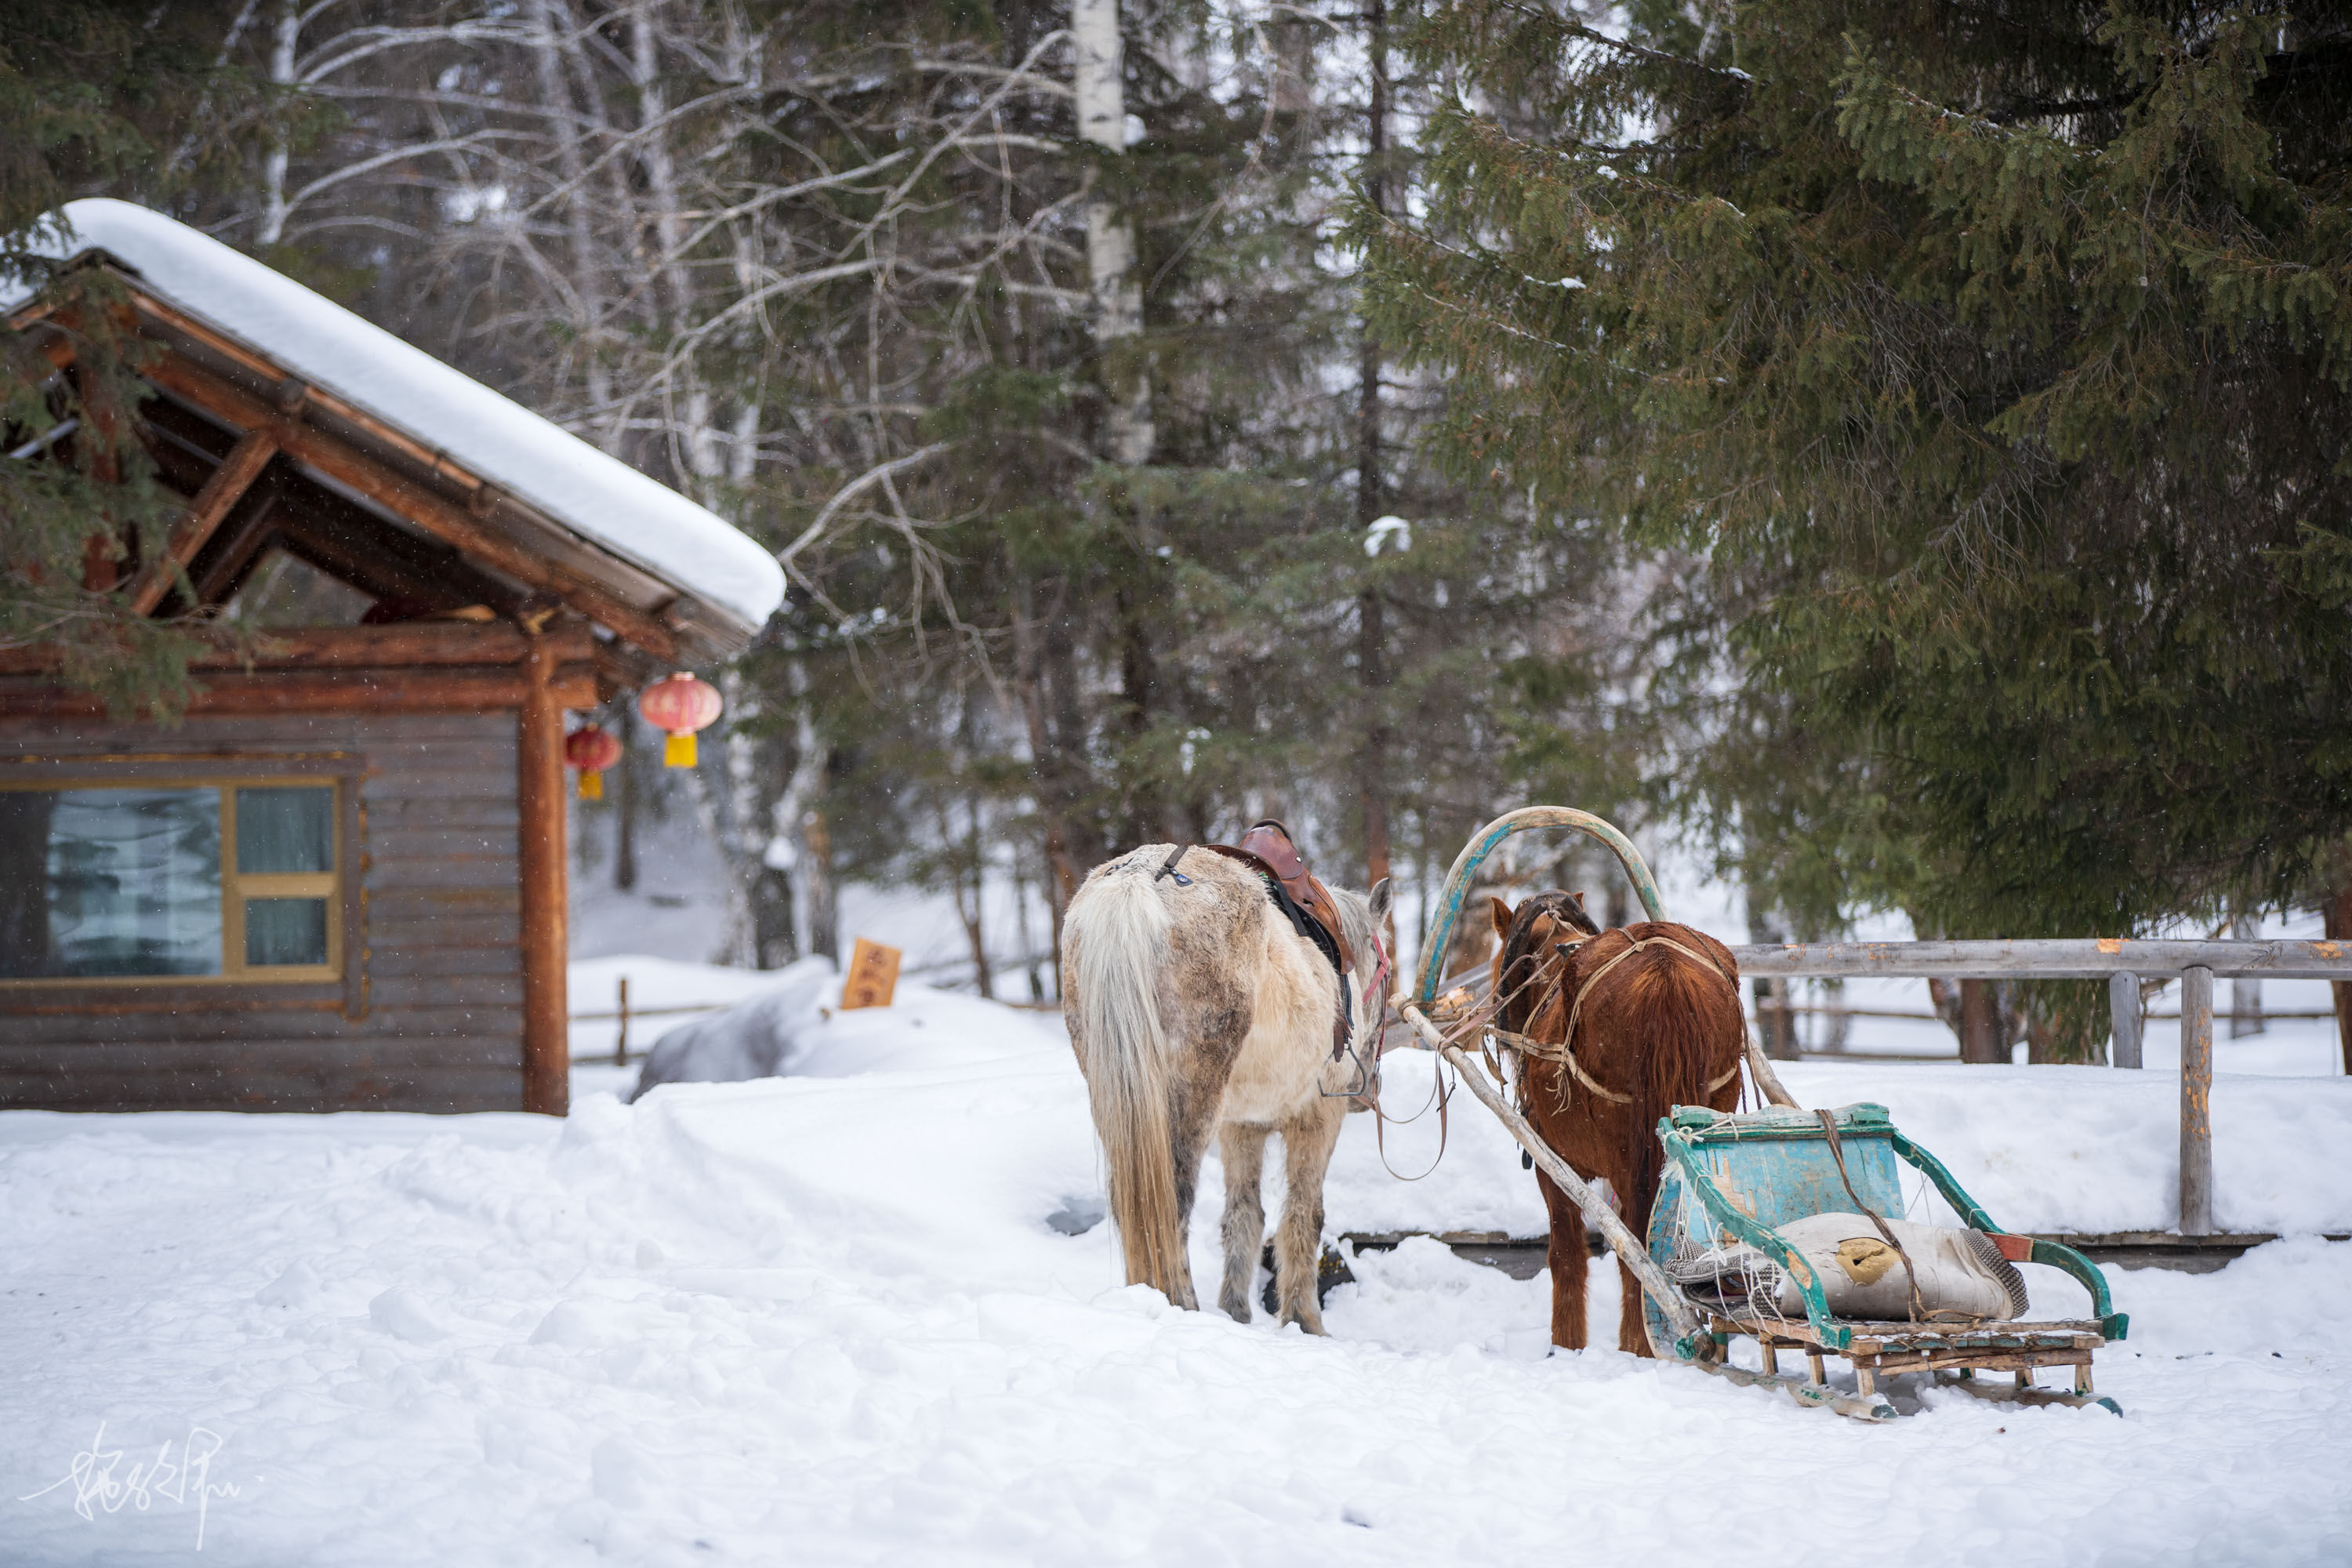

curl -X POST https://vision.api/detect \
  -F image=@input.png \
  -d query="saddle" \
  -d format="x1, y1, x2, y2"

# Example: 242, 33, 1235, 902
1212, 819, 1353, 975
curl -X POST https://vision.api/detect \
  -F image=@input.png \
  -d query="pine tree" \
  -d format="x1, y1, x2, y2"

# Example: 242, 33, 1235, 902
1, 3, 267, 713
1367, 1, 2352, 982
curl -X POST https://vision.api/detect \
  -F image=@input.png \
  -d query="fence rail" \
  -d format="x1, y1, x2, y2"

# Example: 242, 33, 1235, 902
1729, 937, 2350, 980
1751, 1000, 2338, 1025
1725, 938, 2352, 1237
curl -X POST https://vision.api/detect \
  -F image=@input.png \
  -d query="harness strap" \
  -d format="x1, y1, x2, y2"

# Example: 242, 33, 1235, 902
1816, 1108, 1933, 1326
1560, 933, 1730, 1058
1488, 1026, 1741, 1104
1374, 1055, 1450, 1180
1504, 931, 1744, 1111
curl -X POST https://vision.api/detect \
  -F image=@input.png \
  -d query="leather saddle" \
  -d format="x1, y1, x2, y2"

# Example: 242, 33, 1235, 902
1208, 819, 1354, 976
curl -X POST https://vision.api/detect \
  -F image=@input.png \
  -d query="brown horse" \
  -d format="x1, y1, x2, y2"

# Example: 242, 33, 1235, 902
1489, 893, 1745, 1354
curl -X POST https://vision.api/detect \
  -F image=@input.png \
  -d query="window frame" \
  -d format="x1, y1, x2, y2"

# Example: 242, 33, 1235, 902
0, 753, 364, 1000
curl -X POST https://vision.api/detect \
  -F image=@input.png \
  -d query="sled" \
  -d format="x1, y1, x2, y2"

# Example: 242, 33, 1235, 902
1642, 1101, 2129, 1420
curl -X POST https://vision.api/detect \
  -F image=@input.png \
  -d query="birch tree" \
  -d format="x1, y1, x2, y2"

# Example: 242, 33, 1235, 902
1074, 0, 1151, 464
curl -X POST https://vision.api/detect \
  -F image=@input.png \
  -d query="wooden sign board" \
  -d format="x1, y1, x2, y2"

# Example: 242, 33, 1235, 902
840, 938, 902, 1010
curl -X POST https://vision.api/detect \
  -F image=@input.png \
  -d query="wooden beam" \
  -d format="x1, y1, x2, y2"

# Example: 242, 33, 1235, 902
129, 429, 278, 614
226, 622, 594, 668
517, 637, 571, 1116
0, 663, 596, 718
187, 484, 283, 605
0, 622, 595, 674
130, 290, 460, 485
73, 361, 127, 590
1730, 938, 2352, 982
140, 355, 682, 662
2180, 966, 2214, 1236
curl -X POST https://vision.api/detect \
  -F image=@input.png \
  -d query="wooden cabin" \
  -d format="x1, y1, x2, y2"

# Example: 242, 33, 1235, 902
0, 201, 784, 1116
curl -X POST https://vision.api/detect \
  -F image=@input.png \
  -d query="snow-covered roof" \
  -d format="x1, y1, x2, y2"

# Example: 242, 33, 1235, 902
6, 200, 784, 632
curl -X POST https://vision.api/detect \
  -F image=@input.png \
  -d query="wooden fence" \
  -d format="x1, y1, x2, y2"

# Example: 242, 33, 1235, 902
1728, 938, 2352, 1235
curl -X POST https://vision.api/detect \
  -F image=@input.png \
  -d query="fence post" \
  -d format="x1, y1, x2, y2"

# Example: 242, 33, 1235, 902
615, 975, 630, 1067
2108, 971, 2141, 1069
2179, 965, 2214, 1235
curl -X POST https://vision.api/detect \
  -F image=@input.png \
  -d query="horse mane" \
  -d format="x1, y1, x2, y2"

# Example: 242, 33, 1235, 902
1323, 883, 1379, 975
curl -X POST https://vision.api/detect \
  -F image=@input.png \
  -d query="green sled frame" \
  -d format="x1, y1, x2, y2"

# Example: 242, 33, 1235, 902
1642, 1102, 2129, 1419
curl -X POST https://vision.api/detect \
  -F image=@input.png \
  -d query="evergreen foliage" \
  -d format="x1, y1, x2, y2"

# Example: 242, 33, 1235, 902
1365, 0, 2352, 966
1, 2, 267, 714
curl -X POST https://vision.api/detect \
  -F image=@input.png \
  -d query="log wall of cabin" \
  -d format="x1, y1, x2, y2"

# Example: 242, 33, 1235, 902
0, 711, 528, 1112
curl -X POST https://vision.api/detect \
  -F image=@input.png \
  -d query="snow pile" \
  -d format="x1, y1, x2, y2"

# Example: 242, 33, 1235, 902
5, 990, 2352, 1562
9, 200, 784, 630
623, 960, 837, 1095
624, 961, 1065, 1098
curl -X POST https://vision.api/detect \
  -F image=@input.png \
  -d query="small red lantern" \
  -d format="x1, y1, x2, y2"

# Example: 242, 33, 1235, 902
638, 671, 722, 768
564, 723, 623, 799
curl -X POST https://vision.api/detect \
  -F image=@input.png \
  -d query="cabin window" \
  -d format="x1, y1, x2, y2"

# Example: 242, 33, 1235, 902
0, 780, 343, 983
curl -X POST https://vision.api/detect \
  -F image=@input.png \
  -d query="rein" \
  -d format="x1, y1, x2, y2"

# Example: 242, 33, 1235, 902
1815, 1108, 1968, 1327
1348, 924, 1464, 1184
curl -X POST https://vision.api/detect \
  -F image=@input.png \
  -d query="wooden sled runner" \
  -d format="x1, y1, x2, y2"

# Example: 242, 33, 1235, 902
1643, 1102, 2129, 1421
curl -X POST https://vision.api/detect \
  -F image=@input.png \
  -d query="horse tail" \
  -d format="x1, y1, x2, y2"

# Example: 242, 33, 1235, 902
1617, 924, 1745, 1218
1068, 867, 1188, 1299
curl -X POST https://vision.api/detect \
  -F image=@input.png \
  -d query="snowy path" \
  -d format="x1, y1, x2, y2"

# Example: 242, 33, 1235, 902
5, 1001, 2351, 1563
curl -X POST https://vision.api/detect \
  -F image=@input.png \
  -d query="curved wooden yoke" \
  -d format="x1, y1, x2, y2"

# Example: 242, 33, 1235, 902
1414, 806, 1667, 1006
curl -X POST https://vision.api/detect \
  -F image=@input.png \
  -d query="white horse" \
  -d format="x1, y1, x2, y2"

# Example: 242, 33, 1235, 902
1061, 843, 1391, 1331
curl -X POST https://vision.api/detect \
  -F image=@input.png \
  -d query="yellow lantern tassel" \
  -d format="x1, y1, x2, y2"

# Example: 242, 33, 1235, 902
577, 770, 603, 800
663, 732, 697, 768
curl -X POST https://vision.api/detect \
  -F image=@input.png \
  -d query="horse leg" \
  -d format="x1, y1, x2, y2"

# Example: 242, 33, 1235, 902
1536, 1167, 1590, 1351
1217, 1122, 1269, 1322
1271, 1104, 1345, 1334
1159, 1133, 1205, 1312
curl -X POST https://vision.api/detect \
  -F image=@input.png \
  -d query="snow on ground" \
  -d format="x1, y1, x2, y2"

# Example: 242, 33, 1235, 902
568, 949, 2352, 1243
7, 992, 2350, 1563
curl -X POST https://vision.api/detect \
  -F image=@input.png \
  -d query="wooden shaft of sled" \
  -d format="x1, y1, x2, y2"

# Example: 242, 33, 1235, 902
1396, 997, 1702, 1350
1743, 1034, 1800, 1109
2180, 966, 2215, 1236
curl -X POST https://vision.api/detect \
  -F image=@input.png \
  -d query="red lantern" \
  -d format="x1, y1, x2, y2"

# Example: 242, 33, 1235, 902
638, 671, 722, 768
564, 724, 623, 800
